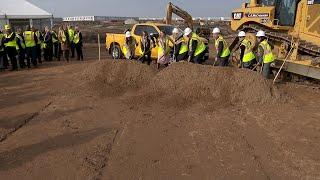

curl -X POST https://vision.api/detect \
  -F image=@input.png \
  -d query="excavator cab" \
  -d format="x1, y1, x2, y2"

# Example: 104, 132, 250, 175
257, 0, 300, 26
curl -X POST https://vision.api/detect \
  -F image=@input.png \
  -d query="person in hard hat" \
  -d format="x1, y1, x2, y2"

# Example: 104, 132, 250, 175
256, 30, 275, 79
51, 29, 59, 60
16, 28, 26, 68
23, 25, 38, 68
0, 29, 5, 70
43, 26, 53, 61
212, 27, 230, 66
3, 25, 18, 71
237, 31, 256, 69
140, 31, 154, 65
156, 31, 173, 69
184, 27, 206, 64
68, 25, 75, 58
35, 28, 43, 64
123, 31, 137, 60
172, 28, 188, 62
74, 26, 83, 61
58, 25, 70, 62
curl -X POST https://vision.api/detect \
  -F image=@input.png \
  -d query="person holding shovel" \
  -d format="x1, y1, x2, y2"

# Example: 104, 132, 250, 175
156, 31, 173, 69
140, 31, 154, 65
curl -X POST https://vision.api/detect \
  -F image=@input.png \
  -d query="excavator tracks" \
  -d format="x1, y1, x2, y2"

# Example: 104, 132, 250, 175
242, 24, 320, 57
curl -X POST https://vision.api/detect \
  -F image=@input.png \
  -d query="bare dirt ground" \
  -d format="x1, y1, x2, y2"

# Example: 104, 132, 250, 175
0, 49, 320, 179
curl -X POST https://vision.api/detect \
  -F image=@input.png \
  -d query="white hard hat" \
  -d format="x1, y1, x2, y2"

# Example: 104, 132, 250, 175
184, 27, 192, 36
212, 27, 220, 34
125, 31, 131, 38
238, 31, 246, 37
172, 28, 179, 34
256, 30, 265, 37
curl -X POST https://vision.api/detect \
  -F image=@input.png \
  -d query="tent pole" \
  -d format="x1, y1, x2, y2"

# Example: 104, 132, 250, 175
29, 19, 33, 28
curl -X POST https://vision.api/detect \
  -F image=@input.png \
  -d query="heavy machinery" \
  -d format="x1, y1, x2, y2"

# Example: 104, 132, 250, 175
231, 0, 320, 80
166, 2, 194, 29
166, 2, 211, 39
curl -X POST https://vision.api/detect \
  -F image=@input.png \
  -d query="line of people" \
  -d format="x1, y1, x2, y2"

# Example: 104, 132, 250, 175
121, 26, 274, 79
0, 24, 84, 71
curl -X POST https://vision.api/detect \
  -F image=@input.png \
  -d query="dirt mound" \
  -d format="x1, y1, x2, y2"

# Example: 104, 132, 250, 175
81, 61, 286, 107
135, 62, 285, 107
81, 60, 156, 96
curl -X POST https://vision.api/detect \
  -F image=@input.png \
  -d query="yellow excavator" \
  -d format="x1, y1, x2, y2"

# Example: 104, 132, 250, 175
166, 2, 194, 29
231, 0, 320, 80
166, 2, 211, 39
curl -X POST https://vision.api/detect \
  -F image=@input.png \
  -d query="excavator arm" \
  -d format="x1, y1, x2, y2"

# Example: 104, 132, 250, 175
166, 2, 193, 29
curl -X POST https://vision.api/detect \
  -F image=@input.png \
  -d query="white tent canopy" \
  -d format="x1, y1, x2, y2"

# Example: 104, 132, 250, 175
0, 0, 52, 19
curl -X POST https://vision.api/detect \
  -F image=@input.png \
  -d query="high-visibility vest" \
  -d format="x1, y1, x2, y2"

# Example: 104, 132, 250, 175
73, 32, 80, 44
259, 39, 275, 64
68, 29, 75, 42
0, 33, 4, 51
16, 34, 26, 49
158, 37, 170, 57
189, 33, 206, 57
51, 31, 58, 43
215, 35, 230, 58
35, 31, 42, 45
178, 37, 188, 55
241, 38, 255, 63
4, 32, 17, 47
23, 31, 36, 47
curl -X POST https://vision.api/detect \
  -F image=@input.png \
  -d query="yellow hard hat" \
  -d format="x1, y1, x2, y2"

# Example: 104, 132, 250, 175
4, 24, 11, 30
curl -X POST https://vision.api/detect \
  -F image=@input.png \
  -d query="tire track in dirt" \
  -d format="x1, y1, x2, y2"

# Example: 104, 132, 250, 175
0, 101, 52, 142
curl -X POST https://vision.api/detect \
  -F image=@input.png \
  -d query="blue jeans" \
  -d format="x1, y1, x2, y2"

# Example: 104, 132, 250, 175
25, 46, 37, 67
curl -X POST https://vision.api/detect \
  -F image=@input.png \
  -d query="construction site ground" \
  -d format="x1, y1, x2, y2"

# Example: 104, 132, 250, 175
0, 43, 320, 180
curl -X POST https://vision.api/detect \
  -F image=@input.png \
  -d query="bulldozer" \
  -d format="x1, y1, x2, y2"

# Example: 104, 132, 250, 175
231, 0, 320, 80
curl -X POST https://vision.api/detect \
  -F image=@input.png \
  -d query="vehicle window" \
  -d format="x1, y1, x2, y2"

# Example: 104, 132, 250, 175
134, 25, 144, 36
258, 0, 275, 6
144, 26, 158, 35
157, 25, 178, 36
133, 25, 158, 36
313, 0, 320, 4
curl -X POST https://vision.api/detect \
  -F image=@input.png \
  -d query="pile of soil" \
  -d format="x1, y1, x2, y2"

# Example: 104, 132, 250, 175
138, 62, 284, 107
81, 61, 287, 107
81, 60, 156, 96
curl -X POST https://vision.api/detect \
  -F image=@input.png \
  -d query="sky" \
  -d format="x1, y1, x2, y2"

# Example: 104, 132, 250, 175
27, 0, 247, 18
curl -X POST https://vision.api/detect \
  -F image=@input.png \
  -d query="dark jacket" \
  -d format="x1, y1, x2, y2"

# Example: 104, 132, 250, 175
140, 35, 152, 54
188, 39, 198, 57
173, 34, 184, 57
44, 31, 52, 46
216, 41, 224, 58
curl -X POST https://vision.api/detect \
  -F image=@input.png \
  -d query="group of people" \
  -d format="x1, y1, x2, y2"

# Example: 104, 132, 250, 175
122, 26, 275, 79
0, 24, 84, 71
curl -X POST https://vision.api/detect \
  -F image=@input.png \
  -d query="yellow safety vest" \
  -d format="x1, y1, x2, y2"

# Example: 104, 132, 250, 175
241, 39, 255, 63
178, 37, 188, 55
0, 33, 4, 51
73, 32, 80, 44
158, 37, 170, 57
35, 31, 42, 45
4, 32, 17, 47
68, 29, 75, 42
16, 34, 26, 49
23, 31, 36, 47
259, 40, 275, 64
189, 33, 206, 57
215, 35, 230, 58
52, 31, 58, 43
